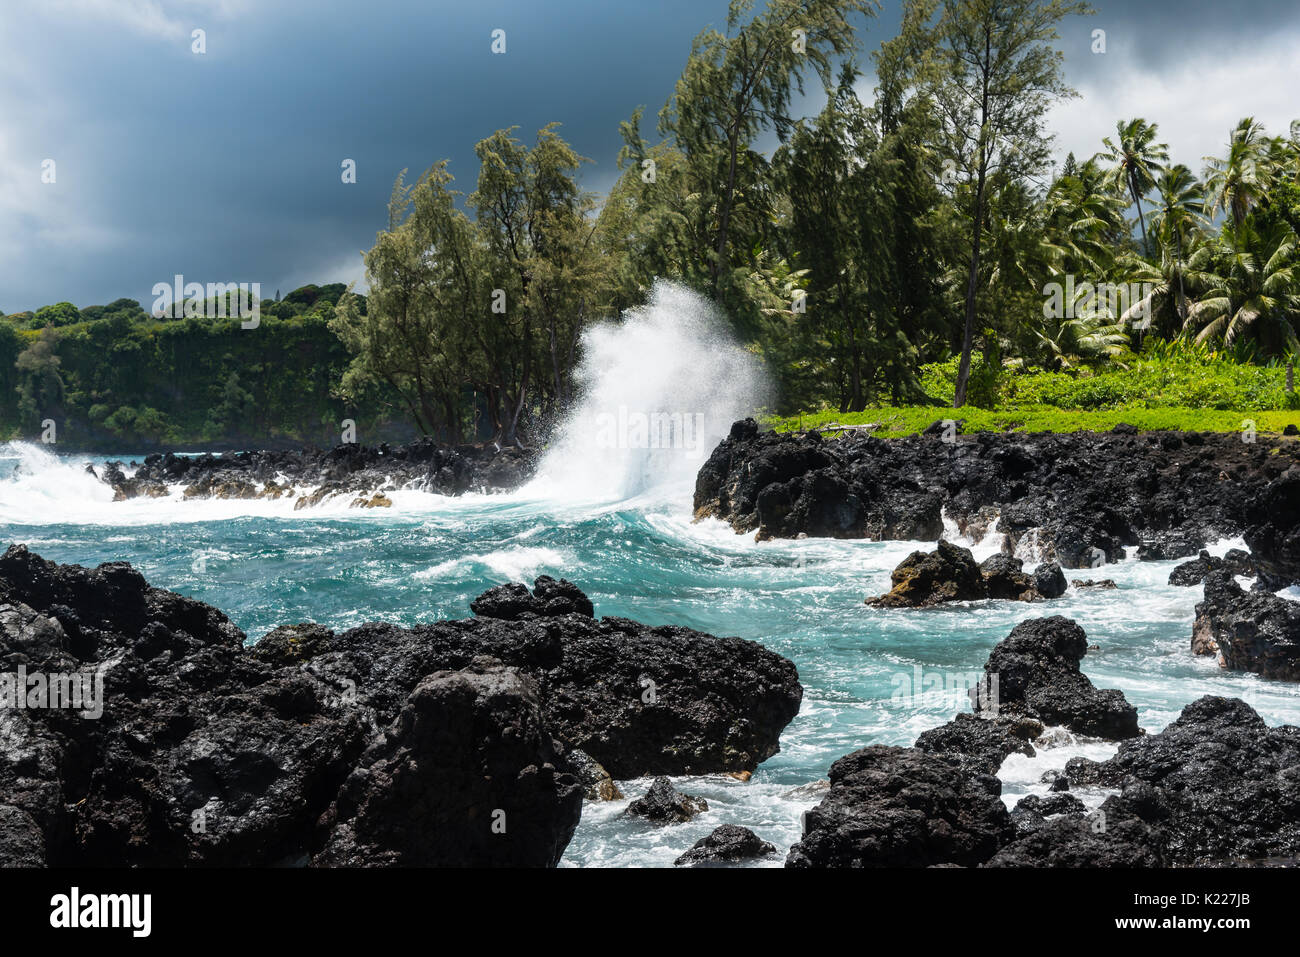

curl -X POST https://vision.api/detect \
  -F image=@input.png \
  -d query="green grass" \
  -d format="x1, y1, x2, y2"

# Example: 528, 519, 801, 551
769, 352, 1300, 437
767, 405, 1300, 437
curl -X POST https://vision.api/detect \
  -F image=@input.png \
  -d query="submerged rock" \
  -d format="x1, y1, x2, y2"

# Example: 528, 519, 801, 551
1192, 571, 1300, 679
675, 824, 776, 866
625, 777, 708, 824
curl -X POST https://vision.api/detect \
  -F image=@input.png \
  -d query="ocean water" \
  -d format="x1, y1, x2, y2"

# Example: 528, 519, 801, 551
2, 283, 1298, 867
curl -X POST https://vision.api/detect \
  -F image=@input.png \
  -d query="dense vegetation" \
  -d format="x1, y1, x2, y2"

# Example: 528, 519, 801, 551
6, 0, 1300, 449
772, 339, 1300, 435
0, 285, 415, 450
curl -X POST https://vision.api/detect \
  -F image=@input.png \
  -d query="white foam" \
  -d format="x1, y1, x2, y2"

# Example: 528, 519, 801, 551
524, 281, 769, 506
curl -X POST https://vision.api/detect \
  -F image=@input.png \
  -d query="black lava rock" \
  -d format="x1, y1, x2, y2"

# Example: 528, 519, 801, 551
625, 777, 708, 824
674, 824, 776, 866
976, 616, 1140, 740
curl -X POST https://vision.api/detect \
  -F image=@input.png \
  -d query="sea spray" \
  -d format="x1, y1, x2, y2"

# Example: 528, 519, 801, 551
0, 441, 116, 525
526, 281, 769, 504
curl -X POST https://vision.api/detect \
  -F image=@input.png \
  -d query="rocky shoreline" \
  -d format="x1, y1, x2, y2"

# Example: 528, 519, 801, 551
792, 617, 1300, 868
92, 439, 538, 507
7, 539, 1298, 868
0, 547, 800, 866
6, 420, 1300, 868
695, 418, 1300, 584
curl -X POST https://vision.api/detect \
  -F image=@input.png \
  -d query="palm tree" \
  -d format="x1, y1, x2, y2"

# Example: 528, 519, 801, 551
1135, 164, 1208, 334
1098, 118, 1169, 258
1120, 237, 1218, 341
1030, 310, 1130, 371
1184, 219, 1300, 357
1204, 117, 1270, 232
1041, 160, 1127, 277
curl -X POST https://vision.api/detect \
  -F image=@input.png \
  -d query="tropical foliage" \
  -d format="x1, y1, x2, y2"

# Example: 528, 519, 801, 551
6, 0, 1300, 447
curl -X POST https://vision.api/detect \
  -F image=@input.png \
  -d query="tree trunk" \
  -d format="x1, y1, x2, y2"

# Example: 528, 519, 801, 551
954, 169, 987, 409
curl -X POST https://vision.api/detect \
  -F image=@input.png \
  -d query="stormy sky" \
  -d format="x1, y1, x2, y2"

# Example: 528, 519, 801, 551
2, 0, 1297, 313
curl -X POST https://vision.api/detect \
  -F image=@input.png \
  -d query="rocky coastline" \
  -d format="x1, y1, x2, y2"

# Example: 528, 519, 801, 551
0, 546, 800, 866
792, 617, 1300, 868
92, 439, 538, 507
6, 419, 1300, 868
695, 418, 1300, 584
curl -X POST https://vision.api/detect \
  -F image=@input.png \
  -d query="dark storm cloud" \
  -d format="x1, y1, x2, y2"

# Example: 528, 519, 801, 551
1, 0, 734, 312
1, 0, 1295, 314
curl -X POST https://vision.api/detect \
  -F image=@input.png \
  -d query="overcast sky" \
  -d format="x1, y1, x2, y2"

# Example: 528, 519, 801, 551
2, 0, 1297, 313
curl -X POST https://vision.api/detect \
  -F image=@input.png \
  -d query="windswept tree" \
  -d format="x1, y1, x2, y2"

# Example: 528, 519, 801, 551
650, 0, 875, 328
335, 126, 606, 447
774, 66, 937, 411
331, 163, 484, 442
1098, 118, 1168, 257
469, 124, 603, 444
907, 0, 1092, 407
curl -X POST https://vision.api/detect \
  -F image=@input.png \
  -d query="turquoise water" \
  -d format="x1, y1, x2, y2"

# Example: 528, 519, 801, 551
4, 440, 1300, 868
4, 285, 1298, 866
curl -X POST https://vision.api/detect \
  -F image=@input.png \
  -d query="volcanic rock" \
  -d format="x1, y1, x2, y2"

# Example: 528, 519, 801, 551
1192, 571, 1300, 678
975, 616, 1140, 739
674, 824, 776, 866
625, 777, 708, 824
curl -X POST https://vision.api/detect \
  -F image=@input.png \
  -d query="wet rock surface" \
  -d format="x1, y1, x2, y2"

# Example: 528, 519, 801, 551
866, 542, 1067, 607
0, 547, 800, 866
568, 749, 624, 802
1192, 571, 1300, 679
625, 777, 708, 824
914, 713, 1043, 775
675, 824, 776, 866
697, 420, 1299, 577
1064, 696, 1300, 865
101, 439, 538, 507
314, 659, 583, 866
795, 626, 1300, 867
989, 797, 1166, 867
975, 616, 1140, 740
1169, 548, 1256, 586
785, 745, 1014, 868
1244, 466, 1300, 586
